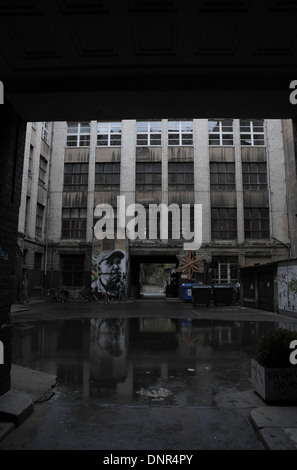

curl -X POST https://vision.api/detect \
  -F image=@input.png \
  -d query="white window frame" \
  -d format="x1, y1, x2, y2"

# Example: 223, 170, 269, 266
240, 120, 265, 146
67, 122, 91, 147
208, 119, 234, 146
136, 121, 162, 146
168, 120, 193, 146
41, 122, 49, 143
97, 121, 122, 146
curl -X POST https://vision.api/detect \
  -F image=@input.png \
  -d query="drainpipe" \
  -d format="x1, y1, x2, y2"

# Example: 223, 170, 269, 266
44, 123, 55, 279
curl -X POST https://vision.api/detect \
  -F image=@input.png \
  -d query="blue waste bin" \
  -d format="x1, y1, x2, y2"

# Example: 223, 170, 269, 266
181, 283, 193, 302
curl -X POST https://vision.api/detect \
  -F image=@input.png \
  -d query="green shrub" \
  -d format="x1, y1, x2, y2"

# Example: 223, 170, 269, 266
255, 328, 297, 368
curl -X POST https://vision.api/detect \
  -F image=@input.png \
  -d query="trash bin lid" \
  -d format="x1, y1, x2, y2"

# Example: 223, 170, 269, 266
213, 284, 233, 288
192, 284, 212, 289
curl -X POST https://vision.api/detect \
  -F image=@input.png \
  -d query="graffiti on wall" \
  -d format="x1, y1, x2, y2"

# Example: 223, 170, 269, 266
91, 249, 128, 297
278, 265, 297, 312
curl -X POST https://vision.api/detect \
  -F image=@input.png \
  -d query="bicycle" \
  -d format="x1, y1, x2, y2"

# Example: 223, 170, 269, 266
72, 287, 92, 302
19, 287, 30, 304
47, 287, 70, 303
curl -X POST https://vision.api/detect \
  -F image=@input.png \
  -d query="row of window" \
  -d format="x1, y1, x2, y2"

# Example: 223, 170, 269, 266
66, 120, 265, 147
63, 161, 268, 191
60, 206, 270, 240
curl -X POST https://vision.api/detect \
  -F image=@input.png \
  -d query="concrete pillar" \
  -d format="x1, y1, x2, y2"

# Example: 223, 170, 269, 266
233, 119, 245, 245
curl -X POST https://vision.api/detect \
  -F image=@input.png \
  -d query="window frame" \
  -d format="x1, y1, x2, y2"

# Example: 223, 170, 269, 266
97, 121, 122, 146
63, 163, 89, 190
208, 119, 234, 146
244, 207, 270, 239
38, 155, 47, 185
61, 207, 87, 239
168, 120, 193, 146
136, 121, 162, 146
35, 203, 44, 237
168, 161, 194, 190
240, 119, 265, 146
41, 122, 49, 143
95, 162, 121, 190
66, 122, 91, 147
211, 207, 237, 240
242, 161, 267, 190
210, 162, 236, 190
61, 255, 85, 287
136, 161, 162, 191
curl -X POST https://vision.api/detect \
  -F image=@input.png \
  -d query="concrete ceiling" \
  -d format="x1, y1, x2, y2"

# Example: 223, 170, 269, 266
1, 0, 297, 121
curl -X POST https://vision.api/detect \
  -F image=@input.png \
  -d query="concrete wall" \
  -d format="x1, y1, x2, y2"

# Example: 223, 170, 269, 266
0, 101, 26, 396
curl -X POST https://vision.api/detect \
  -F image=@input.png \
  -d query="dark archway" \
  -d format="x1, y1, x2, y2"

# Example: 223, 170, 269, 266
1, 0, 297, 397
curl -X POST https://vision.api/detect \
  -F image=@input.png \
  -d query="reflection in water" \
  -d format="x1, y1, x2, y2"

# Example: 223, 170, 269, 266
12, 317, 291, 406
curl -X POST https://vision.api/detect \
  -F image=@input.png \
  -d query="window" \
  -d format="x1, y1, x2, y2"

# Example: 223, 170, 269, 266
64, 163, 89, 190
208, 120, 233, 145
97, 122, 122, 146
137, 121, 162, 145
61, 255, 84, 286
34, 252, 42, 270
136, 162, 161, 190
25, 196, 30, 234
42, 122, 49, 143
35, 203, 44, 237
28, 145, 34, 176
242, 162, 267, 189
168, 121, 193, 145
67, 122, 90, 147
211, 256, 238, 284
244, 207, 269, 239
95, 162, 120, 190
211, 207, 237, 240
210, 162, 235, 190
240, 120, 265, 145
38, 156, 47, 184
168, 162, 194, 190
62, 207, 87, 239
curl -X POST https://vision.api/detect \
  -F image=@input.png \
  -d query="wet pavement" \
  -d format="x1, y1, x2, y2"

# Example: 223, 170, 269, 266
1, 296, 297, 453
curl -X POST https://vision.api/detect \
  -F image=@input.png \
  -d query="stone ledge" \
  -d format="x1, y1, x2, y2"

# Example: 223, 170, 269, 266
0, 390, 33, 426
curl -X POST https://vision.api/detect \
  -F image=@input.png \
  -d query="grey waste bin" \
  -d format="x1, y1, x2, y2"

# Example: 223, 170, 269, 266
213, 284, 233, 305
192, 284, 212, 307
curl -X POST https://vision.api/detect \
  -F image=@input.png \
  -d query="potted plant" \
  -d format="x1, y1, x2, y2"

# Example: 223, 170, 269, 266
251, 328, 297, 403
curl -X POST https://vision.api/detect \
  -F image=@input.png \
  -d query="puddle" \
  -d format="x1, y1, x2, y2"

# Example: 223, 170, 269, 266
11, 317, 284, 406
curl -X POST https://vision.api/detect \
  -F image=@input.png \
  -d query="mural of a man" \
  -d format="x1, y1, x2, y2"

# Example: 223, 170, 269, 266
92, 250, 127, 297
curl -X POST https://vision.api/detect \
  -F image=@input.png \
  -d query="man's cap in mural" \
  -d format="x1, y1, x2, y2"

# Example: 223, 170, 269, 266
96, 250, 126, 265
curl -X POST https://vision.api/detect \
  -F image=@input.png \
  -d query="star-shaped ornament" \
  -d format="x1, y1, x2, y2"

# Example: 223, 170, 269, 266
176, 250, 204, 279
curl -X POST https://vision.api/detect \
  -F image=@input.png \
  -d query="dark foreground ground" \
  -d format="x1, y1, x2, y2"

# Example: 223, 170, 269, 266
1, 296, 297, 459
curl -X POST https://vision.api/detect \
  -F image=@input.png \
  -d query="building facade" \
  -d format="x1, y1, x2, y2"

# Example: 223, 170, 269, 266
15, 119, 292, 301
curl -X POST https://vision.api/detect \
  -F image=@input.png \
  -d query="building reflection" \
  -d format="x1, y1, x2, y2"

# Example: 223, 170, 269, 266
12, 317, 284, 403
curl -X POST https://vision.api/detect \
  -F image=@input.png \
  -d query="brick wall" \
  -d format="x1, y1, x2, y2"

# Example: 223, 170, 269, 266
0, 101, 26, 396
